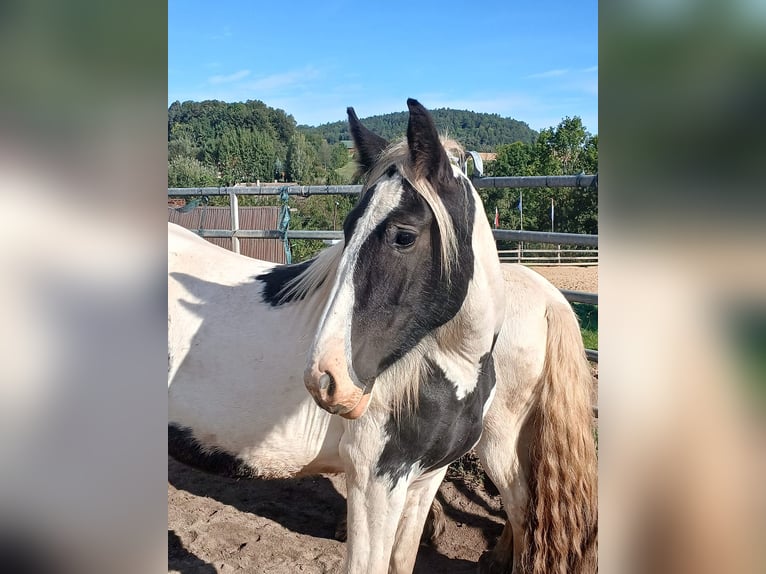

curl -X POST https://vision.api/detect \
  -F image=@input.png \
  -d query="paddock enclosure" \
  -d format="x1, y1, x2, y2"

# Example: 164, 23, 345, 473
168, 154, 598, 572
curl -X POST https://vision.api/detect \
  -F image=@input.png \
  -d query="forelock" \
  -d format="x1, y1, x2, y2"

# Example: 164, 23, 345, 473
362, 138, 464, 276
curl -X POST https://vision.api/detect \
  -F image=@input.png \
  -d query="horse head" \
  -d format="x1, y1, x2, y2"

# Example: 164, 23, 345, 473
304, 99, 505, 419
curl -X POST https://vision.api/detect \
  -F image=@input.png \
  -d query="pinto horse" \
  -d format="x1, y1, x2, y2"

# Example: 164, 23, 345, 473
168, 99, 597, 573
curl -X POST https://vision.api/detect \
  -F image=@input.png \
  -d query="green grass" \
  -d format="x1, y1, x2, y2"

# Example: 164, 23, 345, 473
573, 302, 598, 351
729, 309, 766, 403
336, 161, 357, 182
581, 329, 598, 351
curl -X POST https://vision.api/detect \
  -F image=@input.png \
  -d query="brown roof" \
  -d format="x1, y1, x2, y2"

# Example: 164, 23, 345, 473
168, 206, 286, 263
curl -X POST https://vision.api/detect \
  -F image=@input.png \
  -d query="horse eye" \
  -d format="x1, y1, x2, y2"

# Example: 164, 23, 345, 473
394, 230, 417, 247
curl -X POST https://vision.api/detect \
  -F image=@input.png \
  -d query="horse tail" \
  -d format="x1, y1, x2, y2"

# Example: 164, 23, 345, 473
523, 301, 598, 574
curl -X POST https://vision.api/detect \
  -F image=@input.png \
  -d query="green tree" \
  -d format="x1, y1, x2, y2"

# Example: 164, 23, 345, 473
491, 141, 533, 176
328, 142, 347, 169
168, 132, 199, 162
480, 117, 597, 235
215, 129, 243, 185
289, 195, 356, 261
582, 134, 598, 173
168, 156, 218, 187
532, 116, 591, 175
286, 132, 317, 183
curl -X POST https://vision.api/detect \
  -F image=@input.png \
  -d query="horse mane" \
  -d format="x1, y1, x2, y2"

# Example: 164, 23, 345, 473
276, 239, 344, 305
279, 136, 467, 304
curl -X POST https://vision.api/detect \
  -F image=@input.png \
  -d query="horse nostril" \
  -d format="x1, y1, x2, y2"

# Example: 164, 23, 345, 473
318, 372, 334, 393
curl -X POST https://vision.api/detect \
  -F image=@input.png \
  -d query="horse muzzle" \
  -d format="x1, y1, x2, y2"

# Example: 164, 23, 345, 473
303, 361, 371, 420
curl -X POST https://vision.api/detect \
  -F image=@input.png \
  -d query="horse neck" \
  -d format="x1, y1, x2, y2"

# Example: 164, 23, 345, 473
369, 288, 500, 418
288, 279, 336, 334
463, 195, 507, 343
280, 242, 344, 329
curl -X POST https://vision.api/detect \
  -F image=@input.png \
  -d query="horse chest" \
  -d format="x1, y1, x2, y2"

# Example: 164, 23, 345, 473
374, 352, 495, 485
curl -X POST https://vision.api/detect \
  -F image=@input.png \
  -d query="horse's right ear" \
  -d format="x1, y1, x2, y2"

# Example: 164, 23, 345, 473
347, 107, 389, 175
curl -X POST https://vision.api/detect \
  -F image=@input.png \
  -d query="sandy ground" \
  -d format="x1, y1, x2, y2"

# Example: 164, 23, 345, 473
168, 266, 597, 573
168, 459, 503, 574
528, 264, 598, 293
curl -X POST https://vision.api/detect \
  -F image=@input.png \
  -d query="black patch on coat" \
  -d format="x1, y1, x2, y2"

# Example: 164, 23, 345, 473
349, 175, 476, 383
375, 352, 496, 485
168, 423, 258, 479
256, 259, 315, 306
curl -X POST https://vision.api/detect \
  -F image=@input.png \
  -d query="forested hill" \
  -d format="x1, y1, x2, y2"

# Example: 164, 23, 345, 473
167, 99, 540, 188
300, 108, 536, 151
167, 99, 536, 152
168, 99, 596, 244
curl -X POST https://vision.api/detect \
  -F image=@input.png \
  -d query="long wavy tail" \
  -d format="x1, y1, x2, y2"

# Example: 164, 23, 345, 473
523, 301, 598, 574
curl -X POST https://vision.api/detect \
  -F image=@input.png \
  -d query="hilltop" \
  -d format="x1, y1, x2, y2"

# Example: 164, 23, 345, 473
299, 108, 536, 152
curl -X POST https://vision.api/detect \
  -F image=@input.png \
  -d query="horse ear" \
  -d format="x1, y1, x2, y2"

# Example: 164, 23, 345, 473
347, 107, 389, 174
406, 98, 451, 182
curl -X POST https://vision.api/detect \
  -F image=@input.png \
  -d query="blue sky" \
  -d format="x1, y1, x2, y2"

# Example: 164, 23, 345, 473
169, 0, 597, 133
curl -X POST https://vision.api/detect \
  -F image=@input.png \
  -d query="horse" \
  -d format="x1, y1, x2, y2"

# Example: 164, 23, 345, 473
168, 99, 597, 573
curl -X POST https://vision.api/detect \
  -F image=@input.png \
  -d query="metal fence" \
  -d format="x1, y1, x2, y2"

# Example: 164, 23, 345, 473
167, 173, 598, 198
168, 172, 599, 362
498, 247, 598, 266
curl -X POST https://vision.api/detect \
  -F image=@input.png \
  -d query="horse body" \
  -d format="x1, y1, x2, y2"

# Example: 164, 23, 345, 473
169, 227, 345, 477
478, 264, 597, 574
168, 100, 596, 574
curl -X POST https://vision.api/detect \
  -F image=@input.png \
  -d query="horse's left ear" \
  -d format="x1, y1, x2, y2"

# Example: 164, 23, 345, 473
348, 107, 389, 175
406, 98, 451, 183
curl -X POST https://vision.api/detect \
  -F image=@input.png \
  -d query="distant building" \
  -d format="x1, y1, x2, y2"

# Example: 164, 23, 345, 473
168, 205, 286, 263
340, 140, 356, 156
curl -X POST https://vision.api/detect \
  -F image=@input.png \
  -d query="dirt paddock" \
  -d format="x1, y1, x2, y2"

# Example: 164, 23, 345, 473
168, 266, 598, 573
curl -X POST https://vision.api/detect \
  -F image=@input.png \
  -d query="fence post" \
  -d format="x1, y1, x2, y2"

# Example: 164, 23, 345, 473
229, 191, 240, 254
557, 244, 561, 264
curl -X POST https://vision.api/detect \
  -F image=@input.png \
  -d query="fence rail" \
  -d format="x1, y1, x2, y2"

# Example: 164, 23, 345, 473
167, 173, 598, 198
168, 185, 362, 197
498, 248, 598, 266
560, 290, 599, 305
493, 229, 598, 247
471, 174, 597, 189
168, 173, 599, 362
194, 227, 599, 248
197, 229, 344, 240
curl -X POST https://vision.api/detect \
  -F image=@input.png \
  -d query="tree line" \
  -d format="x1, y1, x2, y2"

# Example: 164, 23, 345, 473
168, 99, 351, 187
167, 100, 542, 187
168, 100, 597, 259
482, 116, 598, 236
301, 108, 537, 151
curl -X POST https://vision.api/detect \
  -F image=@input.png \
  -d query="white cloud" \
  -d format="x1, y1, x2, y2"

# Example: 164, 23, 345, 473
527, 68, 570, 79
208, 70, 251, 85
244, 67, 319, 92
583, 65, 599, 73
171, 67, 324, 111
